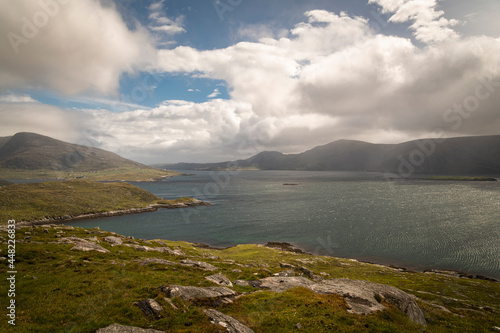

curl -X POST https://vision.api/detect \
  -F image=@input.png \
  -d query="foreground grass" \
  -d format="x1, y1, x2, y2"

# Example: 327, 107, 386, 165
0, 167, 181, 182
0, 225, 498, 332
0, 180, 196, 223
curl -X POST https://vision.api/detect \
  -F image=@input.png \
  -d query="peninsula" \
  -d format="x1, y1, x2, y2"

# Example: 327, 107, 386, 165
0, 180, 209, 225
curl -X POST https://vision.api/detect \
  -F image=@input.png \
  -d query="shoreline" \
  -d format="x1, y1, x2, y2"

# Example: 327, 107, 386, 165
11, 204, 499, 282
15, 200, 211, 227
263, 241, 499, 282
11, 215, 500, 282
191, 240, 499, 283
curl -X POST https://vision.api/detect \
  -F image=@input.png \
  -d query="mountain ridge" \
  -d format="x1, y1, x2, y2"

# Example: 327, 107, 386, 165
0, 132, 179, 181
0, 132, 150, 171
160, 135, 500, 175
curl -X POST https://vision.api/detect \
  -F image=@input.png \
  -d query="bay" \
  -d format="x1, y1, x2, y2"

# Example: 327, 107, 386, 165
67, 170, 500, 279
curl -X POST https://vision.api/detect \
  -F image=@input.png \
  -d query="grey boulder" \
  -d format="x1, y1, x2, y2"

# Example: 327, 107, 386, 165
133, 299, 164, 318
241, 276, 426, 326
180, 259, 218, 271
102, 236, 123, 246
96, 323, 165, 332
205, 273, 233, 287
162, 285, 236, 306
204, 309, 254, 333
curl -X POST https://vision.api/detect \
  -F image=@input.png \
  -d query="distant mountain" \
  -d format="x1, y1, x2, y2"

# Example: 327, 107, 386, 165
161, 135, 500, 175
0, 132, 151, 172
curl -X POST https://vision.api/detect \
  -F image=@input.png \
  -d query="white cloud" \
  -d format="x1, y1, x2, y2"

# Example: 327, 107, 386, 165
2, 6, 499, 164
152, 7, 500, 162
148, 0, 185, 36
0, 102, 87, 143
237, 23, 288, 42
0, 0, 155, 95
369, 0, 460, 43
0, 93, 38, 103
80, 99, 258, 163
207, 89, 221, 98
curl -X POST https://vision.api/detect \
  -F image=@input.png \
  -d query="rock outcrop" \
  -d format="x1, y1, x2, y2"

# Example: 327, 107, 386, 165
58, 237, 109, 253
103, 236, 123, 246
162, 285, 236, 306
272, 269, 295, 277
136, 258, 176, 266
239, 276, 426, 325
265, 242, 308, 254
96, 323, 165, 332
243, 276, 316, 292
134, 299, 164, 319
311, 279, 426, 325
204, 309, 254, 333
130, 245, 184, 256
205, 273, 233, 287
180, 259, 218, 271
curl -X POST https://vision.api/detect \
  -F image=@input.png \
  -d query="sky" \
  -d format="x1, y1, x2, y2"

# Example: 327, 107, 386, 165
0, 0, 499, 164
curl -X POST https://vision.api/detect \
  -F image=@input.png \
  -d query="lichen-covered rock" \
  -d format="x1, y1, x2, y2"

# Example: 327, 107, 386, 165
134, 299, 164, 318
136, 258, 176, 266
96, 323, 165, 332
58, 237, 109, 253
70, 242, 109, 253
205, 273, 233, 287
311, 279, 426, 325
238, 276, 426, 325
250, 276, 316, 292
272, 269, 295, 277
162, 285, 235, 306
132, 245, 184, 256
204, 309, 254, 333
103, 236, 123, 246
180, 259, 218, 271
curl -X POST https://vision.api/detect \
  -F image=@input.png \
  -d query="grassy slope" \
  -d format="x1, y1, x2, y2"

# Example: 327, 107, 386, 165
0, 180, 194, 223
0, 227, 498, 332
0, 167, 181, 182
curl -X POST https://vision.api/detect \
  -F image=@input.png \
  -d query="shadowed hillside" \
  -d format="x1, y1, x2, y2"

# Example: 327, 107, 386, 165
161, 135, 500, 175
0, 132, 147, 171
0, 132, 180, 181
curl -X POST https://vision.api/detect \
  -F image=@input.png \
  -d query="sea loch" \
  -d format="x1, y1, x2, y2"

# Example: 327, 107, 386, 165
68, 170, 500, 280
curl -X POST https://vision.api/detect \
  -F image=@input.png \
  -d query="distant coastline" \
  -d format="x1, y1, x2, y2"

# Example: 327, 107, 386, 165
16, 200, 211, 227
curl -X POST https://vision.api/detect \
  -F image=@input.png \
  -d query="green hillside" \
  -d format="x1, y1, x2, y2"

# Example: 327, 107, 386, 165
0, 225, 498, 332
0, 180, 195, 223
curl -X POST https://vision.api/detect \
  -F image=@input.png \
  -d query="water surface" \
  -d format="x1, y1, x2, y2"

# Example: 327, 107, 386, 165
67, 171, 500, 279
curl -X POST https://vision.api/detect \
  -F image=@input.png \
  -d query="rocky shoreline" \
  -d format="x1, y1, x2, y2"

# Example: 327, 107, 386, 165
13, 205, 498, 283
191, 240, 498, 282
16, 199, 211, 227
